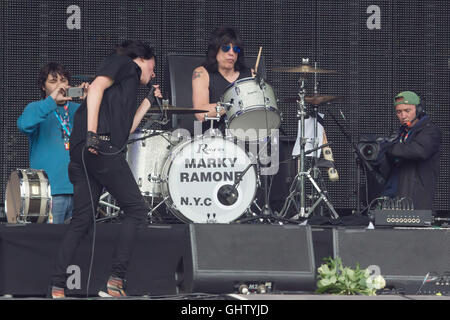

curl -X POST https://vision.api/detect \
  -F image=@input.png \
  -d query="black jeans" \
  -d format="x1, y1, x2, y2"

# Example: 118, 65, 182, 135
51, 142, 148, 288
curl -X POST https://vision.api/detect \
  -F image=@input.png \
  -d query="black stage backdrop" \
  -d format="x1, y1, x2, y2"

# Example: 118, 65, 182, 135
1, 0, 449, 212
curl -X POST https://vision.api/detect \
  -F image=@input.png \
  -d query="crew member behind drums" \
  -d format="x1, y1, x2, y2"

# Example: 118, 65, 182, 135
49, 40, 162, 298
192, 26, 253, 134
17, 63, 89, 224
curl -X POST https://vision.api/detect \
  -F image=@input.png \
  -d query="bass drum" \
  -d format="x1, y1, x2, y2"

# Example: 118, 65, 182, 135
161, 136, 257, 223
5, 169, 51, 223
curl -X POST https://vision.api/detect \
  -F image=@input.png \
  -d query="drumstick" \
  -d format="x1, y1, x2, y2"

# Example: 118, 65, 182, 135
323, 131, 328, 144
254, 47, 262, 75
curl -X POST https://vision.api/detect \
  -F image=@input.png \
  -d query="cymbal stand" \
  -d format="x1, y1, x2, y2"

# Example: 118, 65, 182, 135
291, 71, 339, 219
297, 75, 308, 218
309, 61, 327, 216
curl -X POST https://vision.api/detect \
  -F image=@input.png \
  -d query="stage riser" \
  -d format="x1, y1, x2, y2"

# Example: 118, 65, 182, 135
0, 224, 448, 296
0, 224, 188, 296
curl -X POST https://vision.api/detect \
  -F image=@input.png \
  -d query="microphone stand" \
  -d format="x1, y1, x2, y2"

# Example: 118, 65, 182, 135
323, 107, 385, 214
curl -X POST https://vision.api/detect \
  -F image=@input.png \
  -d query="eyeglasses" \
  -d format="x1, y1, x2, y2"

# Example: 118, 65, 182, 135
221, 45, 241, 53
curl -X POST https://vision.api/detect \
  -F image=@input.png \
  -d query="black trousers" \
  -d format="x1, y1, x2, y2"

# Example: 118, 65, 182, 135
51, 142, 148, 288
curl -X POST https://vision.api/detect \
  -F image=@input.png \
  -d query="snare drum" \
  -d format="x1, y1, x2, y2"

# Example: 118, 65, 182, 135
161, 135, 257, 223
5, 169, 51, 223
126, 130, 180, 197
221, 77, 281, 141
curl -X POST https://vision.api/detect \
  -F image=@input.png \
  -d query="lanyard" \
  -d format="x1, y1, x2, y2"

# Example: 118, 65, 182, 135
54, 104, 71, 137
400, 128, 413, 143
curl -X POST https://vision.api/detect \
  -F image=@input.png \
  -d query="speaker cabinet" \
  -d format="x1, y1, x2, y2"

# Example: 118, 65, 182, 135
176, 224, 316, 294
333, 228, 450, 293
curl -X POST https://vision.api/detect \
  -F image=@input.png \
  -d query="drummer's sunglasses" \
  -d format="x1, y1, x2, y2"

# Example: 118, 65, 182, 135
221, 45, 241, 53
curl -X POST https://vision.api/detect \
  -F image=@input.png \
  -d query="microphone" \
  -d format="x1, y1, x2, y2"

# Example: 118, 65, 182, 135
405, 118, 415, 128
217, 184, 238, 206
323, 145, 339, 181
146, 84, 163, 109
404, 112, 421, 128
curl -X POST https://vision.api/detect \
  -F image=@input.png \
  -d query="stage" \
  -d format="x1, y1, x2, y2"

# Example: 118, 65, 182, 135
0, 222, 448, 299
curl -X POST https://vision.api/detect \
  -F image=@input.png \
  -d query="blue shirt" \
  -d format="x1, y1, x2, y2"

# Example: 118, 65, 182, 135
17, 96, 80, 195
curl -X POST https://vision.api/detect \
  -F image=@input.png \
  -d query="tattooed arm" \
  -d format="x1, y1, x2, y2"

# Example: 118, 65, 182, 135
192, 66, 224, 121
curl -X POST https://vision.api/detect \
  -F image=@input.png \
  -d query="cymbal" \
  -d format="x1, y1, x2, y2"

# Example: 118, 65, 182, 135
146, 106, 208, 115
272, 65, 337, 74
281, 94, 343, 105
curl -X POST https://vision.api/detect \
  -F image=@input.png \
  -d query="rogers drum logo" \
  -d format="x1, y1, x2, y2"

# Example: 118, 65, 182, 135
196, 143, 225, 154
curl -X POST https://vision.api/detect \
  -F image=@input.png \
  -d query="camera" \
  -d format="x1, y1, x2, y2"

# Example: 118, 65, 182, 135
66, 87, 85, 98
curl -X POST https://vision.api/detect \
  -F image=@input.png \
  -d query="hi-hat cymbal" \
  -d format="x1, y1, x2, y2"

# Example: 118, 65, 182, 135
146, 106, 208, 115
273, 65, 337, 74
281, 94, 343, 105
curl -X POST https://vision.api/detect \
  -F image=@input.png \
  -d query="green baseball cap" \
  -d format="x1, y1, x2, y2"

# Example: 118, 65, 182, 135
394, 91, 420, 107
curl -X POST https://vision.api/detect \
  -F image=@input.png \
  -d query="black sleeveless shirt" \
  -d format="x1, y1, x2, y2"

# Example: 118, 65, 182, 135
202, 68, 252, 133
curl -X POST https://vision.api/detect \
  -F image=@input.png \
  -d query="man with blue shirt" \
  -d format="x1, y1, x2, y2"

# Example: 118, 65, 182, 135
17, 62, 88, 224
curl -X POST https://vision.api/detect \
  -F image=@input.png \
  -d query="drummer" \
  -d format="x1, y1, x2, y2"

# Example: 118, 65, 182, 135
192, 26, 254, 134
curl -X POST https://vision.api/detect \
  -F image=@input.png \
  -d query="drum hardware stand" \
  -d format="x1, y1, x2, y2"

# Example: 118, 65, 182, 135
289, 59, 339, 220
96, 192, 122, 222
204, 103, 228, 135
308, 103, 328, 216
232, 137, 296, 225
146, 196, 170, 223
142, 99, 170, 131
324, 107, 385, 215
308, 61, 329, 216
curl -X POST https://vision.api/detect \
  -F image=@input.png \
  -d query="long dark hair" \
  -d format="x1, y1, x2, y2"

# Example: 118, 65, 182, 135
203, 26, 247, 73
38, 62, 71, 98
114, 40, 156, 61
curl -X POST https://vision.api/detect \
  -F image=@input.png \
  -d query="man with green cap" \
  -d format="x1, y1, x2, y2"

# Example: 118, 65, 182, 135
381, 91, 441, 210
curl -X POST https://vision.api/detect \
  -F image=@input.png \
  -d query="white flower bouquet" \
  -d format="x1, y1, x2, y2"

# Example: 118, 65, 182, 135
316, 257, 386, 295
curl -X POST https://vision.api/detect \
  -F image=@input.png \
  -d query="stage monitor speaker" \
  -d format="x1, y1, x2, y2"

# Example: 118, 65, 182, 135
333, 228, 450, 294
165, 53, 266, 135
176, 224, 315, 294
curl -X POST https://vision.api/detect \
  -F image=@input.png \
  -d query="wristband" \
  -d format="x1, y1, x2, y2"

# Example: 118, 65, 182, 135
86, 131, 101, 150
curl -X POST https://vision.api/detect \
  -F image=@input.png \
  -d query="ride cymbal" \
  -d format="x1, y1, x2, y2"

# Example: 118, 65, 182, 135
281, 94, 343, 105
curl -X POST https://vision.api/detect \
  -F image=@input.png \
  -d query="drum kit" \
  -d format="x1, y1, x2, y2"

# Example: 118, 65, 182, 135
3, 58, 343, 225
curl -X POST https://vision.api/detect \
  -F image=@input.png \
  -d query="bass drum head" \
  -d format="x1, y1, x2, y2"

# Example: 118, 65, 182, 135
161, 136, 257, 223
5, 170, 22, 223
5, 169, 51, 223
